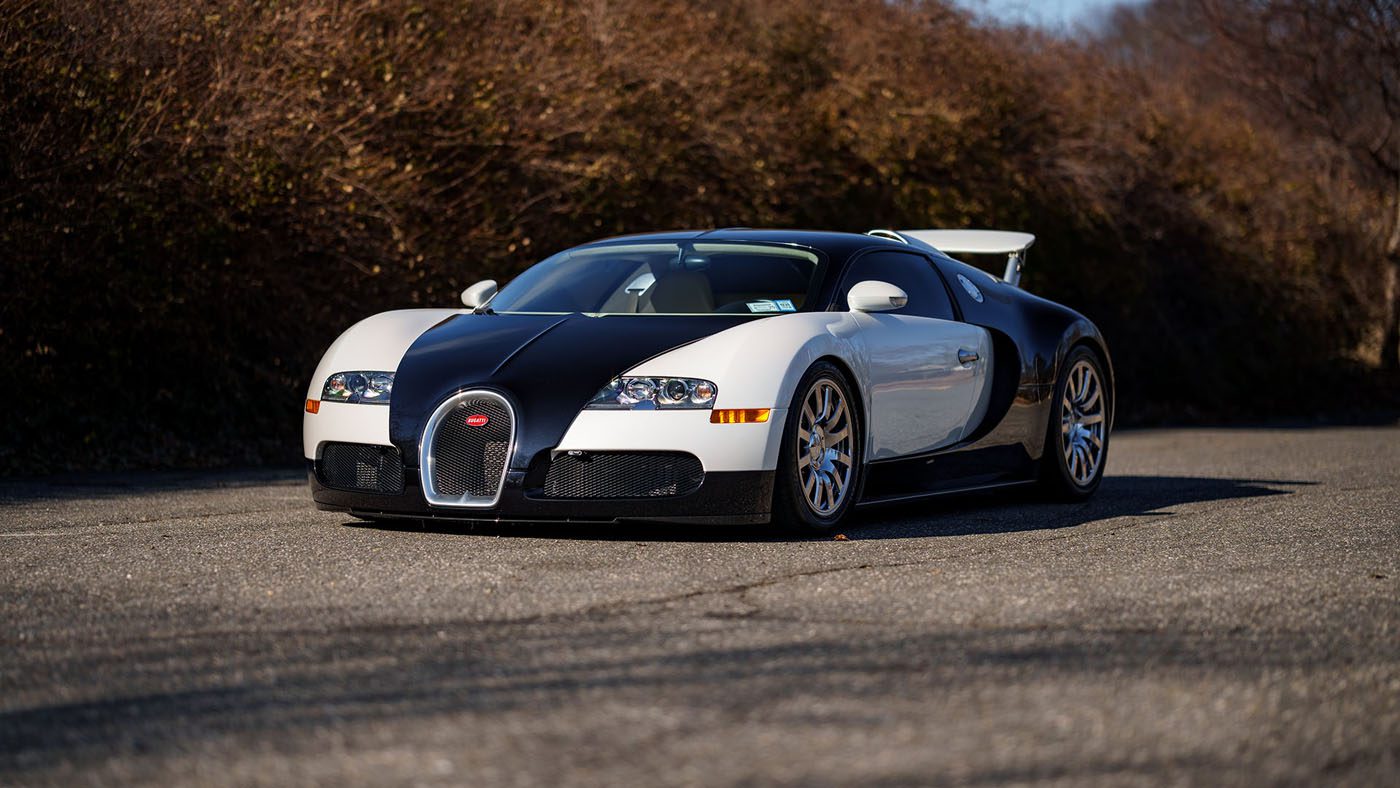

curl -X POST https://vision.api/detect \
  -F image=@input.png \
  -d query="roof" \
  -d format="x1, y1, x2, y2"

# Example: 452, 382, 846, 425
579, 229, 903, 258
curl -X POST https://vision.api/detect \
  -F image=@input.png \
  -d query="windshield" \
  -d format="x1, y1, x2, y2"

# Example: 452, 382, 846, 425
487, 242, 821, 316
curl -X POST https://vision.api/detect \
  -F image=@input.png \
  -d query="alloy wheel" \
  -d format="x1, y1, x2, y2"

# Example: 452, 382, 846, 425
1060, 358, 1106, 486
797, 378, 856, 515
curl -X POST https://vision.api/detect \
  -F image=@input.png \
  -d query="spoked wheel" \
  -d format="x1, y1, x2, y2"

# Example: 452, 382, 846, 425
774, 362, 862, 531
1041, 346, 1110, 500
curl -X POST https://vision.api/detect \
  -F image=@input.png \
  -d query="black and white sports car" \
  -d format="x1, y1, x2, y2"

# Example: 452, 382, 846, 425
305, 228, 1113, 530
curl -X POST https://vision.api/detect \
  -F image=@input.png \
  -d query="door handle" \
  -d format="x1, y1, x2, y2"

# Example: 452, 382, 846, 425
957, 349, 980, 365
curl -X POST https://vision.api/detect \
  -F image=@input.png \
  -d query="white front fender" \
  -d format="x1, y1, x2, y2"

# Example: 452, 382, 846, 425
555, 313, 866, 472
626, 312, 864, 411
302, 309, 460, 459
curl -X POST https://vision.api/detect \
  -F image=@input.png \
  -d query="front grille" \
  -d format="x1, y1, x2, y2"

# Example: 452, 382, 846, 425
424, 392, 513, 505
540, 452, 704, 499
318, 443, 404, 494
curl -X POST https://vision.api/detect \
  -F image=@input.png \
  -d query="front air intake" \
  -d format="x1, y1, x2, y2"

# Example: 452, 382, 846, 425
419, 390, 515, 507
539, 452, 704, 499
318, 443, 405, 494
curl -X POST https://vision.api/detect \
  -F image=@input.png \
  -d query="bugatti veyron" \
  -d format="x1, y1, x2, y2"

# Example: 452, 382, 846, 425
304, 229, 1113, 530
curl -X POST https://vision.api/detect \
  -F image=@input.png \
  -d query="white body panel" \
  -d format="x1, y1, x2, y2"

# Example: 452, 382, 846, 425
555, 311, 994, 469
847, 312, 993, 459
626, 313, 862, 415
555, 409, 788, 472
303, 308, 459, 458
556, 312, 856, 471
307, 401, 393, 458
964, 343, 996, 436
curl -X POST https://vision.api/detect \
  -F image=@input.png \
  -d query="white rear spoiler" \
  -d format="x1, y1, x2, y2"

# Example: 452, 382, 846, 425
866, 229, 1036, 287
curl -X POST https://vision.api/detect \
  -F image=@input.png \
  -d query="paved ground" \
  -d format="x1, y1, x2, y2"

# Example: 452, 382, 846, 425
0, 427, 1397, 786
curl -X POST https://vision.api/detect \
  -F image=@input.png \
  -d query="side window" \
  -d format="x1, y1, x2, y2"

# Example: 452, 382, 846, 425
838, 251, 956, 320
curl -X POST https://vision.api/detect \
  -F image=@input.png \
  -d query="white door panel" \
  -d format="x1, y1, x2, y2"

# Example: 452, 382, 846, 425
853, 312, 991, 459
962, 330, 995, 439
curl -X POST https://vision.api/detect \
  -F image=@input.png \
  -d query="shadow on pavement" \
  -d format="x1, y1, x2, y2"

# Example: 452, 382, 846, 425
0, 589, 1379, 781
0, 467, 303, 504
848, 474, 1314, 540
341, 475, 1315, 543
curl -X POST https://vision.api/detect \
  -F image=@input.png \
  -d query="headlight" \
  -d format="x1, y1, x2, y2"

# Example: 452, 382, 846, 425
586, 377, 717, 410
321, 371, 394, 405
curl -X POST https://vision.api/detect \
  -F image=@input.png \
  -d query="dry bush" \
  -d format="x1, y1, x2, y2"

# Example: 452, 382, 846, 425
1046, 0, 1397, 417
0, 0, 1393, 472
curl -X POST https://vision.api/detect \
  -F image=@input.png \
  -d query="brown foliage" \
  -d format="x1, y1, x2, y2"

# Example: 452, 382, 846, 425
0, 0, 1394, 472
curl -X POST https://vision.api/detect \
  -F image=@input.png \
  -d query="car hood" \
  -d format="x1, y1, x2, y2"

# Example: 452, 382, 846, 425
388, 312, 752, 468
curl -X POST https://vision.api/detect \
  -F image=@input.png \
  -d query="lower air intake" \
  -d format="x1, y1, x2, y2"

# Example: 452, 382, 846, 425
540, 452, 704, 499
318, 443, 404, 494
422, 391, 514, 507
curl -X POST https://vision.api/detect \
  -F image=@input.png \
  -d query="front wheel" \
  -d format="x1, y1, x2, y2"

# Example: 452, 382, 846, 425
1040, 346, 1110, 500
772, 362, 863, 532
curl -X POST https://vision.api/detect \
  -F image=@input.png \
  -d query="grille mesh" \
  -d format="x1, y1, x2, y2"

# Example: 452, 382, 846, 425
541, 452, 703, 499
319, 443, 404, 494
429, 396, 512, 499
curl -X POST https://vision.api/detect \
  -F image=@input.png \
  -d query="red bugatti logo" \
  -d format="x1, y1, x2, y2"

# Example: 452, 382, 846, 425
465, 413, 490, 427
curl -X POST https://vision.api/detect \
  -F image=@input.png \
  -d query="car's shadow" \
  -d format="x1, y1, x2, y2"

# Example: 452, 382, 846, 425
341, 474, 1315, 543
0, 466, 304, 504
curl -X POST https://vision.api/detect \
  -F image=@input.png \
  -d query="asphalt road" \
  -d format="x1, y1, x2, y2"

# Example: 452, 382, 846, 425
1, 427, 1397, 786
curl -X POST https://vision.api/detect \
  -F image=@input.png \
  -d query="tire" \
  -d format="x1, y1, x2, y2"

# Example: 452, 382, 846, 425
1040, 346, 1110, 500
772, 361, 863, 532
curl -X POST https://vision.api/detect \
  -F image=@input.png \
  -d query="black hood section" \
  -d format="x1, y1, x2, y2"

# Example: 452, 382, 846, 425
388, 313, 751, 468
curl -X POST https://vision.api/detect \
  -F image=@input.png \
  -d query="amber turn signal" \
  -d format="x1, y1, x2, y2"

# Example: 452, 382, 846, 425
304, 398, 320, 414
710, 408, 770, 424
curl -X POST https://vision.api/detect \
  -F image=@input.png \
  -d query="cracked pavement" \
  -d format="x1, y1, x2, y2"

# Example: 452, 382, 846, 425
1, 427, 1397, 786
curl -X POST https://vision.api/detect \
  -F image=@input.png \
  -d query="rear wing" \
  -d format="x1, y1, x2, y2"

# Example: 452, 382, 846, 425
866, 229, 1036, 287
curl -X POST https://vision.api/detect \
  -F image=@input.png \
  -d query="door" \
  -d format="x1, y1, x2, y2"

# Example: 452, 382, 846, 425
838, 250, 992, 459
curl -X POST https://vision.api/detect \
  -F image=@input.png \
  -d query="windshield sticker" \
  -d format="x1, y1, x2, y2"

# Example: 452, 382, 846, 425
747, 299, 796, 313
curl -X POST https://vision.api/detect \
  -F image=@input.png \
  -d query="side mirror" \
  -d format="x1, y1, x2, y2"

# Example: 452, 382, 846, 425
847, 280, 908, 313
461, 279, 498, 309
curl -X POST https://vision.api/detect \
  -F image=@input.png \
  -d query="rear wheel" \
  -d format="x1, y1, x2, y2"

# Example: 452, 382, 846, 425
773, 362, 863, 532
1040, 346, 1110, 500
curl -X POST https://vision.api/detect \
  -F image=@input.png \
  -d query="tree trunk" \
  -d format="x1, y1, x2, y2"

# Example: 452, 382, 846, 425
1385, 177, 1400, 372
1383, 257, 1400, 371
